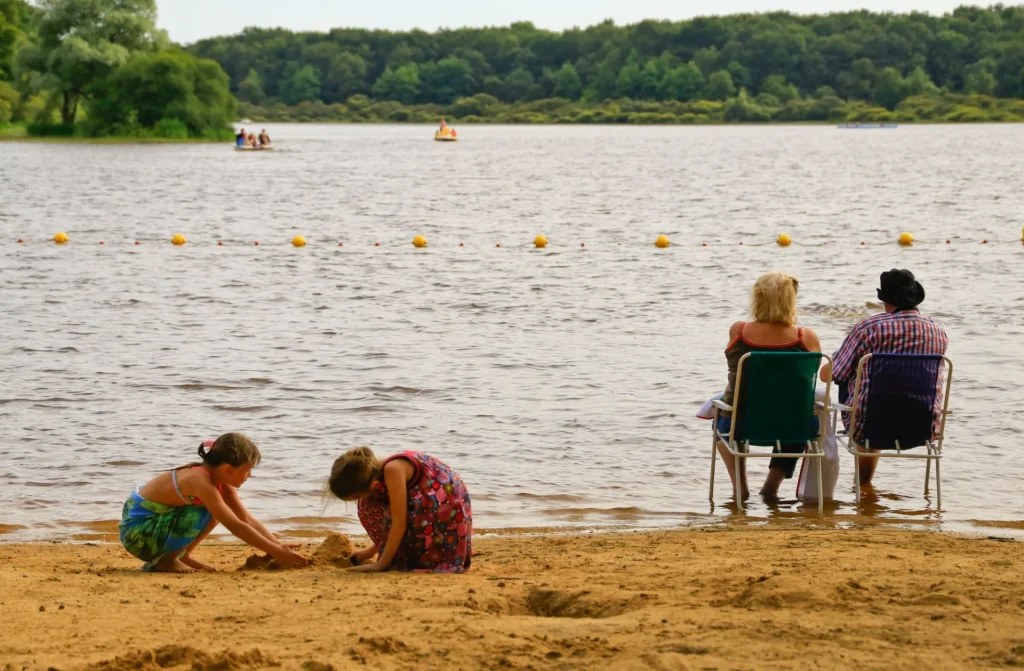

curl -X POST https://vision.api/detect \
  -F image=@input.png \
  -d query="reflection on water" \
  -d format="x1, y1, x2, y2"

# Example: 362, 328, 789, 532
1, 124, 1023, 542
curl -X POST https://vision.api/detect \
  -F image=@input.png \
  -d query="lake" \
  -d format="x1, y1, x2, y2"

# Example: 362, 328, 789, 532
1, 123, 1023, 541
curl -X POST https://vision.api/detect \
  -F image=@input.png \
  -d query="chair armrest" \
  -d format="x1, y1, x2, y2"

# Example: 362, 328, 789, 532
833, 402, 852, 412
711, 400, 733, 412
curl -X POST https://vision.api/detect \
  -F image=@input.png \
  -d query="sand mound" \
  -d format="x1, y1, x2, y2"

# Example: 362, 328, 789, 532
241, 532, 355, 571
84, 645, 272, 671
310, 532, 355, 567
521, 588, 638, 619
716, 575, 832, 610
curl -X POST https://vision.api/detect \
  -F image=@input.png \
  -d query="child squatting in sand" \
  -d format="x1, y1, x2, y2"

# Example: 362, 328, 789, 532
118, 433, 307, 573
329, 447, 472, 573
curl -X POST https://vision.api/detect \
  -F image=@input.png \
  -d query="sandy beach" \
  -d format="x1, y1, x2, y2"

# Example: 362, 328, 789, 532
2, 525, 1022, 670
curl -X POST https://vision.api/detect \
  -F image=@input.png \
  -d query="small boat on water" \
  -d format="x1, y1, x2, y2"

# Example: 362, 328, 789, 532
435, 118, 458, 141
235, 145, 274, 151
837, 123, 899, 129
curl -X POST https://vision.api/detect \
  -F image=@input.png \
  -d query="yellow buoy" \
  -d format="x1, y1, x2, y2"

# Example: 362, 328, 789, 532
54, 232, 69, 244
413, 235, 428, 248
292, 235, 306, 248
171, 233, 187, 246
655, 235, 671, 249
898, 232, 914, 247
777, 233, 792, 247
534, 235, 548, 249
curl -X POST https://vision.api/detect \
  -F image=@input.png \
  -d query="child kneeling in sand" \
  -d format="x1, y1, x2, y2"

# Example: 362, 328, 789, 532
119, 433, 307, 573
329, 447, 472, 573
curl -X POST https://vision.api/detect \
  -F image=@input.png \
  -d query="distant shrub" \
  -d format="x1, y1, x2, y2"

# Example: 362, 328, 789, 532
27, 122, 77, 137
154, 118, 190, 139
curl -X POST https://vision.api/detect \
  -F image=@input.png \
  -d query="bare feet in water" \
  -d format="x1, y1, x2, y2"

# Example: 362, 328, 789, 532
181, 555, 216, 572
152, 556, 196, 574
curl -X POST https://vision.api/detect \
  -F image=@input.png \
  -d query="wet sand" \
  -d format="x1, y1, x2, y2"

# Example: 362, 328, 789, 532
1, 526, 1022, 670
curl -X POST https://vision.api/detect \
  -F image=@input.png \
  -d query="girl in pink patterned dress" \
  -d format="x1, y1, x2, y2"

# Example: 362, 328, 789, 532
328, 447, 472, 573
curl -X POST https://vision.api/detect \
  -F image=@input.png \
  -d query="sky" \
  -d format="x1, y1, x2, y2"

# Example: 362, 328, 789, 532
160, 0, 969, 44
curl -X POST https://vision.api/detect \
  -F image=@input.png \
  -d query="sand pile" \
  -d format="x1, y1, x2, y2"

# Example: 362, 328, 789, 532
242, 532, 355, 571
310, 531, 356, 567
84, 645, 272, 671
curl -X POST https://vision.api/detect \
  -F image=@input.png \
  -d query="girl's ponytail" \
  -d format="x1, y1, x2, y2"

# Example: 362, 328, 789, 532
193, 434, 261, 468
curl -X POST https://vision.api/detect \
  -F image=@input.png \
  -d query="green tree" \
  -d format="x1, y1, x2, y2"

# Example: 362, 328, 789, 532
964, 69, 996, 95
18, 0, 163, 124
0, 0, 32, 80
237, 68, 264, 103
585, 50, 620, 102
370, 63, 420, 104
420, 56, 474, 104
904, 66, 937, 96
551, 61, 581, 99
873, 67, 907, 110
88, 50, 235, 137
498, 67, 536, 102
615, 52, 642, 98
703, 70, 736, 100
760, 74, 798, 102
323, 52, 367, 103
659, 61, 704, 101
640, 59, 663, 99
280, 63, 321, 105
837, 58, 877, 100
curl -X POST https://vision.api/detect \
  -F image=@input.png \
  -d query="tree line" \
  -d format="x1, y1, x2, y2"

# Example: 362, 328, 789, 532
188, 5, 1024, 123
3, 2, 1024, 134
1, 0, 235, 138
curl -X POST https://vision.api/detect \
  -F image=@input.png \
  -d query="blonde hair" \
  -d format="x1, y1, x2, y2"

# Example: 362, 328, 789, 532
328, 447, 382, 500
750, 272, 799, 325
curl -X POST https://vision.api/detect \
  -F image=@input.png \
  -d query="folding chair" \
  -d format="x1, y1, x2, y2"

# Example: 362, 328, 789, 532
835, 353, 953, 507
709, 351, 832, 512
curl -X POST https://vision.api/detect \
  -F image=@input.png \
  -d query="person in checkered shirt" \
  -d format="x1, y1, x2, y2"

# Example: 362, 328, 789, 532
822, 269, 948, 485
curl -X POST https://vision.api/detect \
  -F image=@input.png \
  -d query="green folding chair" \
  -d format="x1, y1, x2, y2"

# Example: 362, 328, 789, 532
709, 351, 832, 511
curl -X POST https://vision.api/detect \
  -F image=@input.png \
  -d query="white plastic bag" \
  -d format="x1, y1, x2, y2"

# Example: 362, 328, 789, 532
697, 393, 724, 420
796, 409, 840, 502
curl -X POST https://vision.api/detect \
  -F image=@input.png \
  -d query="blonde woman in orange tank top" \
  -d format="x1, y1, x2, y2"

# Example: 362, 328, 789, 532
717, 272, 822, 501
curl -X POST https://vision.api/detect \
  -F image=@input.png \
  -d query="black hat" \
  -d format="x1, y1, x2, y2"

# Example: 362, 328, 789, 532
877, 269, 925, 309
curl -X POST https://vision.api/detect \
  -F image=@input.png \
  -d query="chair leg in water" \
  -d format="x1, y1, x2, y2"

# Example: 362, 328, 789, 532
709, 434, 717, 502
935, 456, 941, 509
734, 449, 743, 508
853, 451, 861, 504
814, 441, 823, 513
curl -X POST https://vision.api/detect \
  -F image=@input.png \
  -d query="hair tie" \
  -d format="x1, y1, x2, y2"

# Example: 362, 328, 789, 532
198, 443, 208, 460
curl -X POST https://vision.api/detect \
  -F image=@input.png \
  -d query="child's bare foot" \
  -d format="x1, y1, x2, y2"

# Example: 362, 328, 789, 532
152, 555, 196, 574
181, 556, 216, 572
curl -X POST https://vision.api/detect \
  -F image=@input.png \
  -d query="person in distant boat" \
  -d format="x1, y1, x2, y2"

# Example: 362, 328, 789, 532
258, 129, 271, 147
236, 128, 246, 147
439, 119, 449, 134
247, 133, 258, 148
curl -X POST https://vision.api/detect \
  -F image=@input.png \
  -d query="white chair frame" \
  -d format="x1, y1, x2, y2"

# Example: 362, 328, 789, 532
835, 354, 953, 507
709, 352, 833, 512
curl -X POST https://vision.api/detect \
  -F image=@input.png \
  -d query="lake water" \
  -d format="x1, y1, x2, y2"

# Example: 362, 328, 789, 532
2, 123, 1023, 542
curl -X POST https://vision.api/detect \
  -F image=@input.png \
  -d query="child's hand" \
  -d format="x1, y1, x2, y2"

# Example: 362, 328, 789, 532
271, 546, 309, 568
348, 562, 385, 573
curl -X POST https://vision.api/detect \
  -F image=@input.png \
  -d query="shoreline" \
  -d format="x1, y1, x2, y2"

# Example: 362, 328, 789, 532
1, 525, 1021, 670
4, 515, 1024, 546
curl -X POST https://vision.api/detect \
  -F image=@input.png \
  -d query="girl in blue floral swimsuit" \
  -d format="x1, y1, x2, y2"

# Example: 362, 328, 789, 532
119, 433, 307, 573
